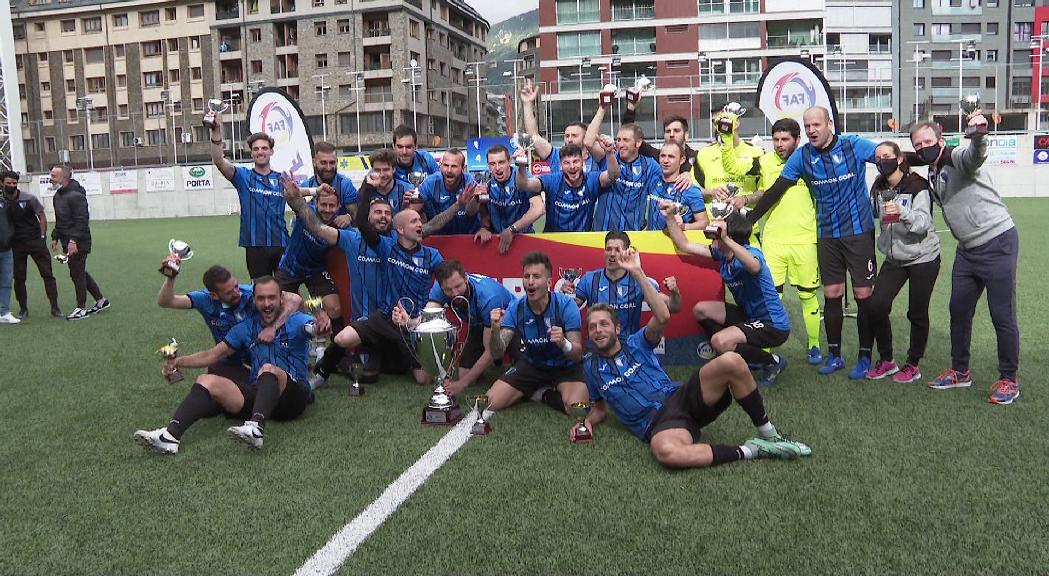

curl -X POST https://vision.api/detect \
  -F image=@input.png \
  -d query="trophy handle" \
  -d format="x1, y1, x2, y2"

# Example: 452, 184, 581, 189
448, 295, 471, 370
168, 239, 177, 253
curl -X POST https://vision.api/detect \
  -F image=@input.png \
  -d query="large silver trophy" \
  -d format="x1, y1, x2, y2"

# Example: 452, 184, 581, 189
202, 99, 230, 129
704, 183, 740, 240
409, 304, 466, 426
961, 93, 987, 139
159, 239, 193, 278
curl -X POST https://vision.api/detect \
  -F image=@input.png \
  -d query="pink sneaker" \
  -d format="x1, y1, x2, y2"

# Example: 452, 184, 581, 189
892, 363, 922, 383
865, 359, 899, 380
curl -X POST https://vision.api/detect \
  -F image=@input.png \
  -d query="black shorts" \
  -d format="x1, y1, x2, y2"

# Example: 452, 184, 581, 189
646, 372, 733, 441
274, 267, 338, 298
207, 359, 251, 382
350, 314, 419, 369
500, 359, 584, 399
232, 377, 310, 422
459, 325, 520, 369
244, 246, 285, 280
723, 302, 790, 349
817, 231, 877, 287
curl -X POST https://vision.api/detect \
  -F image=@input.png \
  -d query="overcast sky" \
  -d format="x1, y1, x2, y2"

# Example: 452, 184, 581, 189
465, 0, 537, 25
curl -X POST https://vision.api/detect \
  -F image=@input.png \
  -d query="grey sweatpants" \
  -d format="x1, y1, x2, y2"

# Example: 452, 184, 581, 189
950, 227, 1020, 380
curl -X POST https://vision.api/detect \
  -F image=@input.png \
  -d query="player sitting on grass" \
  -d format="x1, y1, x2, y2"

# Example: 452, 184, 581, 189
135, 277, 318, 454
576, 247, 811, 467
664, 209, 790, 387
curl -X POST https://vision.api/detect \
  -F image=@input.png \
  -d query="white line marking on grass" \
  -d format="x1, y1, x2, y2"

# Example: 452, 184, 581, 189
293, 414, 476, 576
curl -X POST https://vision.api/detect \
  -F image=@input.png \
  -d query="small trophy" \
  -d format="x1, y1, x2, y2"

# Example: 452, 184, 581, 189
559, 267, 582, 295
158, 338, 183, 384
569, 401, 593, 444
880, 187, 900, 224
599, 83, 618, 108
410, 306, 465, 426
961, 93, 987, 139
626, 75, 652, 105
202, 98, 230, 129
513, 133, 535, 157
717, 102, 747, 136
470, 394, 491, 436
406, 171, 427, 205
477, 170, 493, 203
347, 361, 364, 397
704, 183, 740, 240
54, 253, 69, 264
159, 239, 193, 278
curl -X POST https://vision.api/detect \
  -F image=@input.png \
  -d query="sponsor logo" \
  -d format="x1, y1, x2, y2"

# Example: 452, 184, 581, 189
599, 361, 642, 391
189, 166, 206, 178
772, 72, 817, 114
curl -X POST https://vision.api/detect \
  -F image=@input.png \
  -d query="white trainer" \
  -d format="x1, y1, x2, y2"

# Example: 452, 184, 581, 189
308, 372, 327, 391
227, 420, 264, 449
0, 312, 22, 324
133, 427, 180, 454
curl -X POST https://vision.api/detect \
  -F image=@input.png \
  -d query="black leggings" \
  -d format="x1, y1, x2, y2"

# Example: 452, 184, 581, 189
867, 257, 940, 366
244, 246, 285, 280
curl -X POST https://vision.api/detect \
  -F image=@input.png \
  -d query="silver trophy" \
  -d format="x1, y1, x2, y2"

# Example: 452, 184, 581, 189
409, 305, 466, 426
626, 75, 652, 105
559, 267, 582, 292
961, 93, 987, 139
406, 171, 427, 205
879, 187, 900, 224
202, 98, 230, 129
705, 183, 740, 240
477, 170, 493, 203
513, 133, 535, 156
717, 102, 746, 136
569, 401, 593, 444
160, 239, 193, 278
470, 394, 491, 436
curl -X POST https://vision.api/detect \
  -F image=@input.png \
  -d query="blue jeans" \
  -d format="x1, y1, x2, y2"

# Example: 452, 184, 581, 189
0, 249, 12, 315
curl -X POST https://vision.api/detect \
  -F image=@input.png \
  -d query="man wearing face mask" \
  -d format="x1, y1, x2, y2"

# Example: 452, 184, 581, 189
909, 114, 1020, 405
1, 171, 61, 320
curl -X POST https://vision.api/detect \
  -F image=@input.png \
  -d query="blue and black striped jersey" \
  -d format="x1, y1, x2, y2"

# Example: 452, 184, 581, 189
418, 173, 480, 235
223, 312, 315, 403
427, 274, 513, 328
230, 166, 289, 248
545, 148, 608, 175
379, 241, 444, 316
538, 172, 603, 232
575, 269, 659, 336
303, 173, 358, 216
501, 291, 581, 370
336, 228, 394, 319
278, 204, 331, 279
645, 178, 706, 231
394, 150, 440, 185
593, 153, 658, 231
486, 168, 535, 233
711, 245, 791, 332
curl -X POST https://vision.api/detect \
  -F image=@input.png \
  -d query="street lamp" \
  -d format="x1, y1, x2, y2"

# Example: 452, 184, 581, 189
75, 97, 95, 170
1031, 36, 1048, 131
577, 56, 591, 122
161, 89, 179, 165
606, 56, 622, 137
698, 52, 721, 140
402, 59, 422, 130
465, 60, 487, 138
504, 58, 525, 136
907, 40, 931, 125
958, 39, 976, 132
344, 70, 365, 153
312, 72, 331, 141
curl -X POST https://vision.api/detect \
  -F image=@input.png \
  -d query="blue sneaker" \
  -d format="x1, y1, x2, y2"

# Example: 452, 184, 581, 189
818, 355, 845, 375
807, 346, 823, 365
758, 355, 789, 388
848, 357, 871, 380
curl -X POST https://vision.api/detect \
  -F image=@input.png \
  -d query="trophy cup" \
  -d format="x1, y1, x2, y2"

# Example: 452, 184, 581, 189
879, 187, 900, 224
202, 98, 230, 129
477, 170, 493, 203
410, 306, 465, 426
159, 239, 193, 278
54, 253, 69, 265
599, 83, 618, 108
470, 394, 491, 436
961, 93, 987, 139
569, 401, 593, 444
347, 361, 364, 397
513, 132, 535, 157
406, 171, 427, 205
704, 183, 740, 240
158, 338, 183, 384
626, 75, 652, 105
717, 102, 747, 137
559, 267, 583, 297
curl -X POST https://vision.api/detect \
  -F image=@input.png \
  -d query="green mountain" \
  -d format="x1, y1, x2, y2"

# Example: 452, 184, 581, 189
485, 8, 538, 89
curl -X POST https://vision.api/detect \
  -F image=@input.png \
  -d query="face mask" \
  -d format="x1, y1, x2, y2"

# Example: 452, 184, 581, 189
2, 186, 16, 196
917, 143, 942, 164
876, 158, 899, 177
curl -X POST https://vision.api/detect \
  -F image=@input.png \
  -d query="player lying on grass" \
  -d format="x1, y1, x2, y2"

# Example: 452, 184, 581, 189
135, 277, 318, 453
576, 248, 811, 468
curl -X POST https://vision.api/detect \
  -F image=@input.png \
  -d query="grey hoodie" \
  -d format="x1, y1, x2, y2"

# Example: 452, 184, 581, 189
872, 172, 940, 266
926, 135, 1015, 250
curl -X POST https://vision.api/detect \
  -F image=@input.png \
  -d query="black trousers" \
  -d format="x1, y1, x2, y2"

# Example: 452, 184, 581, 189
63, 242, 103, 309
12, 238, 59, 310
867, 257, 940, 366
245, 246, 285, 280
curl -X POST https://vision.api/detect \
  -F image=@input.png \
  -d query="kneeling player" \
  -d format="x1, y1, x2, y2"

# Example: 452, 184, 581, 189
577, 248, 810, 468
134, 277, 317, 453
665, 209, 790, 386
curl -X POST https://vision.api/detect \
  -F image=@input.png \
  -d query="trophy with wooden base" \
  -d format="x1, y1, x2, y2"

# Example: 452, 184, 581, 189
470, 395, 491, 436
158, 338, 183, 384
410, 306, 465, 426
704, 183, 740, 240
159, 239, 193, 278
569, 401, 593, 444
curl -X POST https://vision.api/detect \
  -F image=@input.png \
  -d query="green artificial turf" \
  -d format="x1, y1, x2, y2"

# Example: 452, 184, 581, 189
1, 201, 1044, 576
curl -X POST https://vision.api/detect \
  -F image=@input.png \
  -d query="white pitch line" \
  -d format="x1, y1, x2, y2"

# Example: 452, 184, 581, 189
293, 414, 476, 576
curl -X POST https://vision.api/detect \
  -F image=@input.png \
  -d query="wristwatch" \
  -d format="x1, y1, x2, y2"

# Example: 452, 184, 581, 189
508, 224, 519, 234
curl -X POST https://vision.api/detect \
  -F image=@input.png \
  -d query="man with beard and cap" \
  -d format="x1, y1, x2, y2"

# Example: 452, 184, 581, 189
49, 164, 109, 320
411, 148, 482, 236
1, 170, 61, 319
299, 141, 358, 226
135, 276, 317, 454
474, 144, 545, 255
515, 141, 619, 233
577, 247, 811, 468
520, 82, 609, 175
391, 124, 440, 185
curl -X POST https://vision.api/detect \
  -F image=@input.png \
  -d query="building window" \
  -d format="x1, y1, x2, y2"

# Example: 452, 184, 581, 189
143, 72, 163, 87
34, 22, 44, 33
142, 41, 162, 57
931, 23, 951, 37
120, 131, 136, 147
316, 53, 328, 68
251, 60, 263, 74
931, 76, 952, 88
165, 7, 176, 20
85, 47, 104, 64
986, 49, 998, 62
913, 0, 923, 6
250, 28, 261, 42
61, 19, 75, 33
66, 79, 76, 92
556, 31, 601, 59
64, 50, 74, 64
87, 77, 106, 93
91, 134, 111, 150
83, 17, 102, 33
118, 104, 129, 117
315, 21, 327, 36
190, 37, 201, 50
140, 10, 160, 27
39, 52, 48, 63
41, 81, 51, 92
113, 13, 128, 27
337, 19, 350, 34
167, 39, 179, 52
1014, 22, 1032, 42
13, 24, 25, 40
913, 23, 925, 36
869, 34, 891, 54
169, 69, 180, 83
147, 129, 167, 145
191, 67, 202, 81
116, 74, 127, 87
146, 102, 164, 117
188, 4, 204, 18
70, 135, 85, 151
192, 98, 203, 111
313, 0, 324, 6
611, 28, 656, 56
556, 0, 599, 25
410, 20, 419, 39
46, 137, 56, 152
960, 23, 981, 35
114, 45, 125, 59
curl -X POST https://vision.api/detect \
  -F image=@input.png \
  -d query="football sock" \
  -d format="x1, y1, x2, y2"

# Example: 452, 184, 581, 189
740, 444, 756, 460
757, 422, 778, 438
250, 372, 282, 427
855, 296, 873, 360
315, 318, 347, 377
542, 388, 566, 413
824, 296, 844, 358
711, 444, 744, 466
798, 287, 822, 349
735, 389, 771, 428
168, 383, 221, 440
735, 344, 774, 367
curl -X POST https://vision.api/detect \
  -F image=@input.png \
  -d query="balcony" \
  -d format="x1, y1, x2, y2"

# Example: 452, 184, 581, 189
610, 2, 654, 21
364, 90, 392, 104
766, 32, 824, 49
216, 6, 239, 19
930, 59, 982, 71
931, 33, 981, 44
931, 4, 981, 16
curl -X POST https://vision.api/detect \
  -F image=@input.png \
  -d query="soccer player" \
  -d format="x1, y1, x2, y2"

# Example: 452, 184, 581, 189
476, 144, 544, 255
590, 123, 661, 231
135, 277, 317, 453
413, 149, 481, 235
620, 89, 697, 173
563, 231, 680, 336
865, 141, 940, 383
693, 110, 764, 201
49, 164, 109, 320
646, 142, 708, 232
355, 148, 415, 222
719, 118, 823, 365
1, 171, 61, 318
577, 248, 811, 468
515, 142, 619, 233
299, 141, 358, 226
209, 120, 288, 279
392, 124, 440, 185
520, 82, 608, 174
910, 114, 1021, 404
747, 106, 880, 378
481, 251, 587, 422
665, 211, 790, 387
397, 260, 514, 395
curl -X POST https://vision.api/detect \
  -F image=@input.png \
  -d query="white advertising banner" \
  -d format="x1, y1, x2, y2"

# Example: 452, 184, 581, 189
110, 169, 138, 194
755, 59, 838, 126
77, 171, 103, 196
986, 134, 1018, 166
145, 167, 176, 192
183, 165, 214, 190
37, 174, 53, 197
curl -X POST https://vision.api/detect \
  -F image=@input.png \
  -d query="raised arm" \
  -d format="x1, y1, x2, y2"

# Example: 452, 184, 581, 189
156, 262, 193, 309
282, 176, 339, 245
583, 102, 607, 157
170, 341, 235, 371
487, 307, 514, 358
514, 154, 544, 195
715, 220, 761, 275
597, 138, 619, 188
520, 83, 553, 160
208, 120, 236, 181
664, 206, 712, 259
746, 176, 793, 223
618, 249, 670, 344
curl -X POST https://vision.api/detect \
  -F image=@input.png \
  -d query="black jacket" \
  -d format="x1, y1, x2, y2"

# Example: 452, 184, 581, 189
0, 195, 11, 251
621, 106, 695, 174
51, 179, 92, 251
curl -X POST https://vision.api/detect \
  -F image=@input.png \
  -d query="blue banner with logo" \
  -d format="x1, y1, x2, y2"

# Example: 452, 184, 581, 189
466, 136, 514, 172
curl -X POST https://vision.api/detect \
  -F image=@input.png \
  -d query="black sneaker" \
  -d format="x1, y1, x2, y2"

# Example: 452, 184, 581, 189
87, 298, 110, 314
51, 307, 63, 318
16, 308, 29, 320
